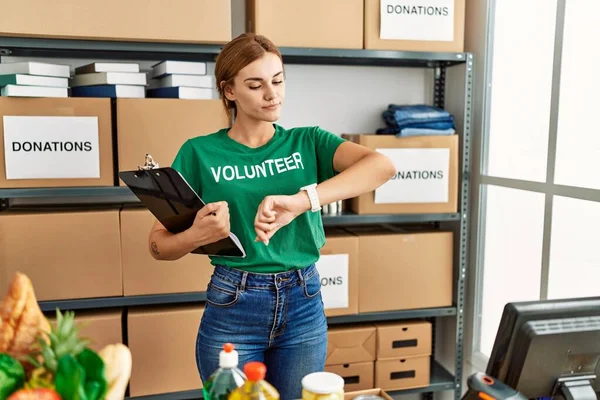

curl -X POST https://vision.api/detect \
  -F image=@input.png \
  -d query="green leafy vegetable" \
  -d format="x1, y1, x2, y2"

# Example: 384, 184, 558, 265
55, 355, 87, 400
77, 348, 107, 400
0, 353, 25, 399
84, 381, 102, 400
54, 348, 108, 400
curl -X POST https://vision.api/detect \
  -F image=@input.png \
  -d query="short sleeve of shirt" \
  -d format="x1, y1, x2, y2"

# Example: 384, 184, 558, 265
311, 126, 346, 183
171, 139, 202, 196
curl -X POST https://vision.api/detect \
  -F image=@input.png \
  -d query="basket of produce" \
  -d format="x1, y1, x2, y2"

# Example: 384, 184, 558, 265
0, 272, 132, 400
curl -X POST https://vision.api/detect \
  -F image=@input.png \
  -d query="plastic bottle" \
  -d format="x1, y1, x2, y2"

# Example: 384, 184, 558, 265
203, 343, 247, 400
228, 361, 280, 400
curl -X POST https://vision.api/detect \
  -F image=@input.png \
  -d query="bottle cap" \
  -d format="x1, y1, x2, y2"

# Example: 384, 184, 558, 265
219, 343, 238, 368
301, 372, 344, 394
244, 361, 267, 381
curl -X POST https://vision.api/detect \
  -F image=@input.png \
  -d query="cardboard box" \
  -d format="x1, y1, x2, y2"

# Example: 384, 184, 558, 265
326, 325, 376, 366
128, 305, 204, 396
345, 134, 458, 214
120, 208, 214, 295
47, 310, 123, 353
364, 0, 465, 52
317, 230, 359, 317
0, 210, 122, 301
376, 321, 432, 359
326, 362, 374, 392
375, 356, 430, 390
247, 0, 363, 49
116, 99, 229, 185
348, 227, 453, 313
345, 388, 393, 400
0, 0, 231, 44
0, 98, 114, 188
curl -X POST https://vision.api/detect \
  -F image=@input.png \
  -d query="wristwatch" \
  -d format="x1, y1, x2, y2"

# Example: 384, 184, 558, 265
300, 183, 322, 212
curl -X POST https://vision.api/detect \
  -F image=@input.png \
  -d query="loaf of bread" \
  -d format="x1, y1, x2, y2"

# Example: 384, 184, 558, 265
0, 272, 50, 358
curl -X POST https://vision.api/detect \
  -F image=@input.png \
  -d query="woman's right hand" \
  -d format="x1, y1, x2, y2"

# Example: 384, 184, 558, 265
148, 201, 231, 261
187, 201, 231, 244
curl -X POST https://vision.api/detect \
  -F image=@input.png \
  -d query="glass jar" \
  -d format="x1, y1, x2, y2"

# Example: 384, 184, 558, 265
301, 372, 344, 400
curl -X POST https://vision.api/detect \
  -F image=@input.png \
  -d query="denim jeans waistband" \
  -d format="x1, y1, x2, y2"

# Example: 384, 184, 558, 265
212, 264, 317, 290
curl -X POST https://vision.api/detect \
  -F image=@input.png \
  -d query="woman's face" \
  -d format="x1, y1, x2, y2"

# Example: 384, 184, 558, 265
225, 52, 285, 122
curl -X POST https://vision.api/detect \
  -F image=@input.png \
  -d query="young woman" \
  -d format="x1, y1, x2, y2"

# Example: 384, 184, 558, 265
148, 33, 396, 399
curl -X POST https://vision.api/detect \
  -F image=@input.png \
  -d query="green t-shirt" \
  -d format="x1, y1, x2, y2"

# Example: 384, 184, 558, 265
171, 123, 346, 273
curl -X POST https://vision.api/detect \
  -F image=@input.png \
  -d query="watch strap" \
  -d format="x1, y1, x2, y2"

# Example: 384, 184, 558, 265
300, 183, 321, 212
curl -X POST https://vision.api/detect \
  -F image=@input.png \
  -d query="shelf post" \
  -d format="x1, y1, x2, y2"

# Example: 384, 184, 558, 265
455, 52, 474, 400
434, 66, 447, 109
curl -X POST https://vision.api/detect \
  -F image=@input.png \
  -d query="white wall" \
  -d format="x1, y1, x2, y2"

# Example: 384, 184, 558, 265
279, 63, 430, 134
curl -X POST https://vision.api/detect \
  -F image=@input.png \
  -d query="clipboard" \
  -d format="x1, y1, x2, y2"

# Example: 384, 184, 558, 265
119, 157, 246, 258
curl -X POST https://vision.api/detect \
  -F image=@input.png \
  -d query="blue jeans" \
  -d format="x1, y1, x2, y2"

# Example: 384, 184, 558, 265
196, 263, 328, 400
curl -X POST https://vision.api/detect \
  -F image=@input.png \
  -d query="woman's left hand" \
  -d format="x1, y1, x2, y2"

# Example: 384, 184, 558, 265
254, 192, 310, 245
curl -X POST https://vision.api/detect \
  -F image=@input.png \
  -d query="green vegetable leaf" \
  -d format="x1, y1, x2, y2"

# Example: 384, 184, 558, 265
0, 353, 25, 398
56, 307, 63, 330
0, 353, 25, 379
55, 355, 88, 400
77, 348, 107, 400
84, 381, 102, 400
76, 349, 104, 382
25, 355, 42, 369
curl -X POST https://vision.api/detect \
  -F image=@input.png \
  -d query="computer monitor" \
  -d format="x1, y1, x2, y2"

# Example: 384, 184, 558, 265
486, 297, 600, 400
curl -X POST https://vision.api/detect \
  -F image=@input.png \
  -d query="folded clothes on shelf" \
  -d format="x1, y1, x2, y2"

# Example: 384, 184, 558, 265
376, 104, 456, 137
375, 126, 456, 136
401, 127, 456, 137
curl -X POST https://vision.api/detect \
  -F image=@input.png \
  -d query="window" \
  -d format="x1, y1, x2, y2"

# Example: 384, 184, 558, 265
554, 0, 600, 189
479, 186, 545, 357
548, 196, 600, 300
471, 0, 600, 369
485, 0, 556, 182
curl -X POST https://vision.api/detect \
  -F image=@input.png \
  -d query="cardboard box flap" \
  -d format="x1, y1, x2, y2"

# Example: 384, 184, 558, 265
326, 325, 376, 365
344, 133, 458, 149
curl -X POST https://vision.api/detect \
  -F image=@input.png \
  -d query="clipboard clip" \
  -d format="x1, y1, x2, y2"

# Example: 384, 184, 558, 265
138, 154, 160, 171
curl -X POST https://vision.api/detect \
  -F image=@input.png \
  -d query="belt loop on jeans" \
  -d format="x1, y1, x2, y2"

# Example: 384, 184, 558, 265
296, 268, 305, 283
240, 271, 248, 292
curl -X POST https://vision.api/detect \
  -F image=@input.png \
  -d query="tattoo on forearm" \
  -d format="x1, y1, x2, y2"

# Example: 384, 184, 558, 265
151, 242, 160, 256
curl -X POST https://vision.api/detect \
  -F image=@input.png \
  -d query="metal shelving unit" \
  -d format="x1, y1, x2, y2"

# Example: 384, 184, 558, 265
39, 292, 456, 320
0, 185, 459, 225
0, 36, 467, 67
125, 361, 456, 400
0, 36, 472, 400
